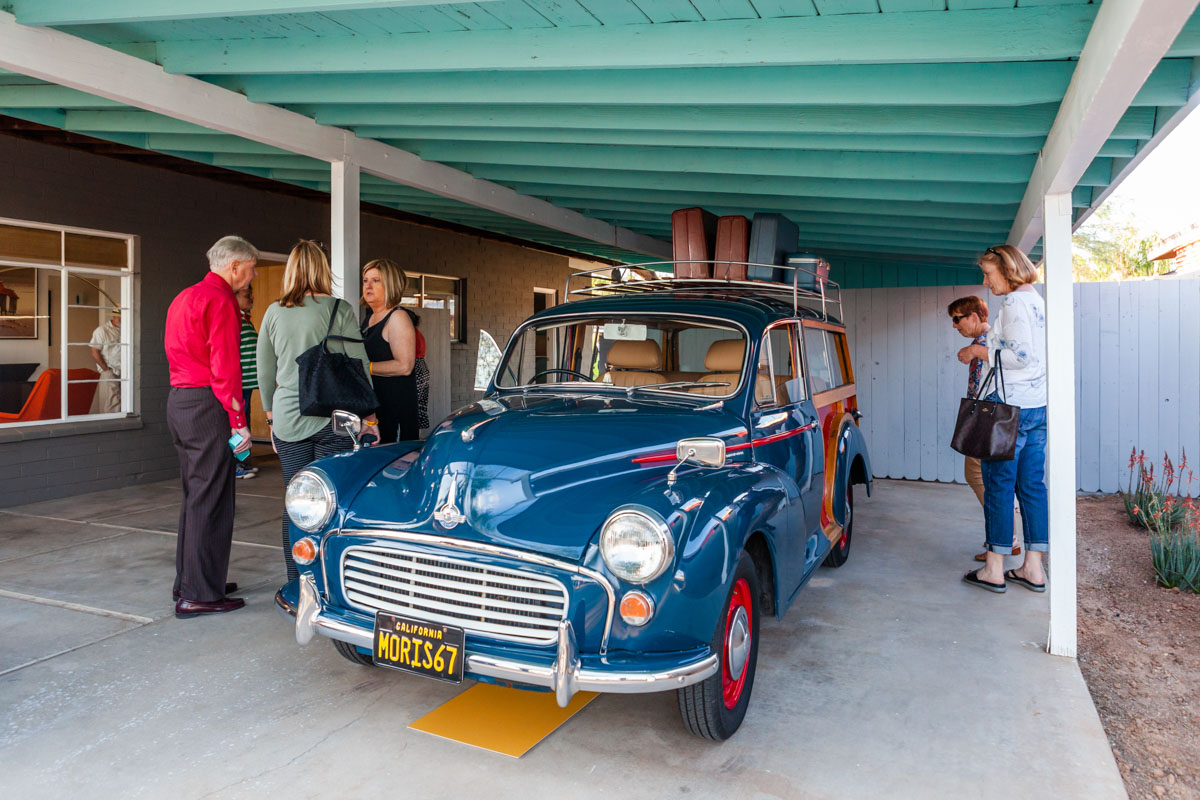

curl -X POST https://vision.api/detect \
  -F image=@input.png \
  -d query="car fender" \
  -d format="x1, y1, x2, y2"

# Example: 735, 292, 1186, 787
584, 464, 791, 652
824, 414, 873, 533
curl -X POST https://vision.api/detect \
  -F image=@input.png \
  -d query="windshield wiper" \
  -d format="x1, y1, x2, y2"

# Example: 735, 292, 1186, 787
625, 380, 729, 398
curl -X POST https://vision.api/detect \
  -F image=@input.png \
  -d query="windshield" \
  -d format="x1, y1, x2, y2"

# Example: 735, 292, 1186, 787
494, 315, 747, 397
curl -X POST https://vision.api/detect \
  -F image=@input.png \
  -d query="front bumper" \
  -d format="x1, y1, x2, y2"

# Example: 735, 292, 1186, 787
276, 573, 718, 708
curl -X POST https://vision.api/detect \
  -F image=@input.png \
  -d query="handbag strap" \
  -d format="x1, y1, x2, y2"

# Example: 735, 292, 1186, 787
321, 298, 365, 352
975, 350, 1008, 403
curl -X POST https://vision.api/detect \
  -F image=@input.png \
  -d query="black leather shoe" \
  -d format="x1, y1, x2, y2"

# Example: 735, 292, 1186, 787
173, 582, 238, 601
174, 596, 246, 619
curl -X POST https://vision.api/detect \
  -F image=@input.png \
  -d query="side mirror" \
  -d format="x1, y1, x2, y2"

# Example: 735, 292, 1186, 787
331, 410, 363, 451
667, 437, 726, 486
474, 330, 502, 392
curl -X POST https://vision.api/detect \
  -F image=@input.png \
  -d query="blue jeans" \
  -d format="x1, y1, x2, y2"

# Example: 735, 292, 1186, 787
980, 402, 1049, 554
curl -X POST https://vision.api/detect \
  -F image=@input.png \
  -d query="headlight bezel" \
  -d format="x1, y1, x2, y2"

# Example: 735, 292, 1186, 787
285, 468, 336, 533
599, 507, 674, 584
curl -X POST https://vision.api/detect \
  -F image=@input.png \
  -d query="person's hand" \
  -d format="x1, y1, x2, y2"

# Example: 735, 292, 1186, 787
957, 345, 986, 365
231, 426, 252, 454
361, 427, 380, 447
956, 346, 974, 365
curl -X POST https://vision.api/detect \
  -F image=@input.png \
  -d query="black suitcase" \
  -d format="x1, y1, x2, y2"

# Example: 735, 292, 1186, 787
747, 213, 799, 282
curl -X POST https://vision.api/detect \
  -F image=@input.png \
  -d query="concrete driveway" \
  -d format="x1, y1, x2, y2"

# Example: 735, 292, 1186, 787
0, 466, 1126, 799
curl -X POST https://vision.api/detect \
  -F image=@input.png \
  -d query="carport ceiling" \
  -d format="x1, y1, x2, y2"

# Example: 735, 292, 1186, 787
1, 1, 1198, 266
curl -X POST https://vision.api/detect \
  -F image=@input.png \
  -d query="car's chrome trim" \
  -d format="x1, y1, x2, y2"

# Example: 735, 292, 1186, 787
278, 579, 717, 708
328, 528, 617, 654
340, 544, 569, 646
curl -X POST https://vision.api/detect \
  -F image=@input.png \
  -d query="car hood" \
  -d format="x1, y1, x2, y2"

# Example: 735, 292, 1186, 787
344, 392, 744, 561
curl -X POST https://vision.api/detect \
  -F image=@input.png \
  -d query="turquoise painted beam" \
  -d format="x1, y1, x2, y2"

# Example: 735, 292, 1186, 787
352, 190, 1011, 234
461, 165, 1028, 205
1132, 58, 1196, 106
1098, 139, 1138, 158
65, 110, 212, 134
1076, 157, 1114, 188
370, 128, 1049, 154
155, 6, 1099, 73
214, 62, 1079, 107
145, 133, 296, 155
0, 107, 65, 127
1072, 187, 1091, 207
400, 141, 1037, 184
310, 102, 1063, 136
271, 168, 1021, 220
1168, 11, 1200, 57
0, 85, 125, 108
9, 1, 491, 26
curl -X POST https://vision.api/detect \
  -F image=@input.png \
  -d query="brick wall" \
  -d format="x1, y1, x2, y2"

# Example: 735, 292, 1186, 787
0, 135, 579, 506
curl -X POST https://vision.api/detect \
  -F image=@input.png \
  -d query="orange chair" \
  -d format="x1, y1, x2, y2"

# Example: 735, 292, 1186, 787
0, 368, 99, 423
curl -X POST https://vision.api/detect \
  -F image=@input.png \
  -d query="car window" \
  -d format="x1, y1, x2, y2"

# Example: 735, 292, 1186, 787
756, 324, 801, 406
803, 326, 833, 394
826, 331, 852, 389
495, 316, 745, 396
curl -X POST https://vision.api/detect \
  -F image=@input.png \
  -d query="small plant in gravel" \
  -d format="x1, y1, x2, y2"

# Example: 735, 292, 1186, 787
1123, 448, 1195, 536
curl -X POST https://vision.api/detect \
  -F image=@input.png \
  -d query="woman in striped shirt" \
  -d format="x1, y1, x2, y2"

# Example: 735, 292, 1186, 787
235, 284, 258, 479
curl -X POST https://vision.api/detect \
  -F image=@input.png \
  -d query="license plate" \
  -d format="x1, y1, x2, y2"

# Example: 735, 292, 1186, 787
372, 612, 465, 684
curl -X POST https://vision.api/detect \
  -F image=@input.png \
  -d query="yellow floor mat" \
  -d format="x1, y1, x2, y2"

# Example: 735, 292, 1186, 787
409, 683, 598, 758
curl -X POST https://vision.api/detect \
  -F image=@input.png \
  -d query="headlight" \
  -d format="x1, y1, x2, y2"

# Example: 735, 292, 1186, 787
285, 469, 335, 533
600, 509, 673, 583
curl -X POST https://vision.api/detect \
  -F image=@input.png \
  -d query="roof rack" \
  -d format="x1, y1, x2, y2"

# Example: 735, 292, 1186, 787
564, 260, 843, 323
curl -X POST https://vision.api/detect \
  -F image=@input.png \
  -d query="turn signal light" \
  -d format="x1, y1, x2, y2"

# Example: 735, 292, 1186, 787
292, 537, 318, 565
619, 591, 654, 627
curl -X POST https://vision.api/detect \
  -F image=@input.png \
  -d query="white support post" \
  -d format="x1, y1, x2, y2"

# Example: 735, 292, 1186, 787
1043, 191, 1077, 658
330, 157, 360, 305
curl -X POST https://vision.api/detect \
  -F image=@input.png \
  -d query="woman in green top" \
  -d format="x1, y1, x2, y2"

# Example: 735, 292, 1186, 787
256, 240, 377, 580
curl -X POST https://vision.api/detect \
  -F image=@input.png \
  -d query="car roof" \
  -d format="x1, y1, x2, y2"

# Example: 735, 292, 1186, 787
527, 292, 843, 334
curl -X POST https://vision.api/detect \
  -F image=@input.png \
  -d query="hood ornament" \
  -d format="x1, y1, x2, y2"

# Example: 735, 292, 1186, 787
433, 473, 467, 529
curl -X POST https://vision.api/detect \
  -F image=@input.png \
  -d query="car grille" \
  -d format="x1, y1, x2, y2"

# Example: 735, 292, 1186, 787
341, 545, 569, 646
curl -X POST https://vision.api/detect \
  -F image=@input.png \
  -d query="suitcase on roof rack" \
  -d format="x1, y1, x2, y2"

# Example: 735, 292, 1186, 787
786, 253, 831, 291
747, 213, 799, 282
671, 207, 717, 278
713, 215, 750, 280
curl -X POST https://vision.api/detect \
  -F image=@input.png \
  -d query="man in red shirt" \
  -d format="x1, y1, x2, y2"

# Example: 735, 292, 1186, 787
165, 235, 258, 618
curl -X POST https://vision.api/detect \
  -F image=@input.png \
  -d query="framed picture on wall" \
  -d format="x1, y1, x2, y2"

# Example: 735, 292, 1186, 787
0, 266, 37, 339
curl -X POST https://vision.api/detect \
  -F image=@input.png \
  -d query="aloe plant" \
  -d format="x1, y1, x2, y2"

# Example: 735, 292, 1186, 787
1150, 529, 1200, 593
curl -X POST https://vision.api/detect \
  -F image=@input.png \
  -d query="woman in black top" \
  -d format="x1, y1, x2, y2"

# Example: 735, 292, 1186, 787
360, 258, 419, 443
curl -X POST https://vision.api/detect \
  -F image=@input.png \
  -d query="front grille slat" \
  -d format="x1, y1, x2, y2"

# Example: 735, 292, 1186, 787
343, 567, 565, 616
344, 557, 565, 603
341, 545, 569, 646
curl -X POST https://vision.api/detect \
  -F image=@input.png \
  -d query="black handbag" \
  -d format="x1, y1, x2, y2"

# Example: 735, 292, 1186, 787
951, 351, 1019, 462
295, 299, 378, 418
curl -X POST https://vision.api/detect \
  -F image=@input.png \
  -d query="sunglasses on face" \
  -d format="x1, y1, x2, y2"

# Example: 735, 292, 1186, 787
951, 314, 968, 324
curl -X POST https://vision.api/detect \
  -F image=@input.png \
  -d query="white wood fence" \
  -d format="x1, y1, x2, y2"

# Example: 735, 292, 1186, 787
840, 279, 1200, 497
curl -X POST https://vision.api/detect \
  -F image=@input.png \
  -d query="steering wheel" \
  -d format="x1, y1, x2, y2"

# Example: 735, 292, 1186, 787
528, 368, 593, 383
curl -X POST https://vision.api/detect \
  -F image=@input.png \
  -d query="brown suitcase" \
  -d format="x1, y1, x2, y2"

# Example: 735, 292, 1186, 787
671, 207, 717, 278
713, 215, 750, 280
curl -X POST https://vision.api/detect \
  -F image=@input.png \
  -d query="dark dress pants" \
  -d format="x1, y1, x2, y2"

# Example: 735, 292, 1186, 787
168, 387, 236, 602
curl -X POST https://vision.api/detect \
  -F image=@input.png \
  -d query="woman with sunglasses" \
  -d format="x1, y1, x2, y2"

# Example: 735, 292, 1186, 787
960, 245, 1049, 595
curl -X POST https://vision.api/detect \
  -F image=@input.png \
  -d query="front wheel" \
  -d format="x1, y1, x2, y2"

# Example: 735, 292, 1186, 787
332, 639, 374, 666
822, 484, 854, 568
677, 550, 761, 740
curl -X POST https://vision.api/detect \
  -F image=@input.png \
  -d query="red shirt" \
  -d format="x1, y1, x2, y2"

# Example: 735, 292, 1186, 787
164, 272, 246, 428
415, 327, 427, 360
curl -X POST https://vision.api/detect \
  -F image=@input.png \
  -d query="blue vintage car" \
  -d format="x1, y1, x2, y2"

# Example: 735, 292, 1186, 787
276, 263, 872, 740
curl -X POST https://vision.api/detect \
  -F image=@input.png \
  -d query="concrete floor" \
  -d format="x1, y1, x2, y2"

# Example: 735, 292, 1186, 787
0, 463, 1126, 800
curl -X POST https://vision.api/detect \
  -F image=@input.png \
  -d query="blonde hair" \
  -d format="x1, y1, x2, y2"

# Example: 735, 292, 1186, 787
980, 245, 1039, 290
362, 258, 408, 308
280, 240, 331, 308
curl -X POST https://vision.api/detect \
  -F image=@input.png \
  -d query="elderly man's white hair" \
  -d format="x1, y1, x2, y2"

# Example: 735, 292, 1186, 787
206, 235, 260, 271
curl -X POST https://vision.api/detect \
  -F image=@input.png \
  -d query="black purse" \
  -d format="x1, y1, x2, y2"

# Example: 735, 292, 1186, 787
951, 351, 1019, 462
295, 299, 378, 418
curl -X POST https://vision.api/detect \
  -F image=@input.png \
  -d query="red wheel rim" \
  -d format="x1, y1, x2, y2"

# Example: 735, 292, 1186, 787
722, 577, 752, 709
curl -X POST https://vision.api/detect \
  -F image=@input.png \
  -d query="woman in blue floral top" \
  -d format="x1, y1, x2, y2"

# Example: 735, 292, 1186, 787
959, 245, 1049, 595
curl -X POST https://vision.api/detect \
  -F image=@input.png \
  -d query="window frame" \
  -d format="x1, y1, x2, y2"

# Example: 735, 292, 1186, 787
400, 269, 466, 343
755, 320, 805, 409
801, 319, 857, 408
0, 216, 136, 430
